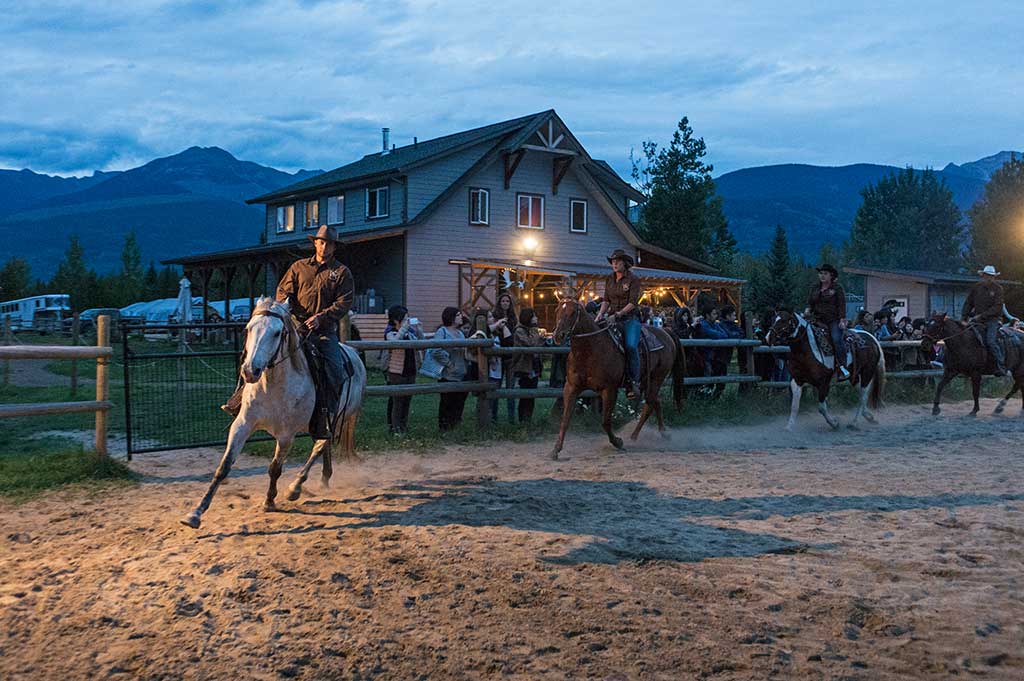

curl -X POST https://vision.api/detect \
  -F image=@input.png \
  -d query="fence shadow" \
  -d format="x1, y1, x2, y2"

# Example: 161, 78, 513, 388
277, 477, 1022, 565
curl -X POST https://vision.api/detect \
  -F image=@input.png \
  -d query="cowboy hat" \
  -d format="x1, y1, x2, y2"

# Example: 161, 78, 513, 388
306, 224, 340, 243
607, 248, 635, 267
816, 263, 839, 277
977, 265, 1001, 277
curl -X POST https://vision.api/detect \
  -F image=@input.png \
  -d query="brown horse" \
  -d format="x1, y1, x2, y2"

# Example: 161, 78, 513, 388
922, 313, 1024, 417
768, 311, 885, 430
549, 299, 686, 459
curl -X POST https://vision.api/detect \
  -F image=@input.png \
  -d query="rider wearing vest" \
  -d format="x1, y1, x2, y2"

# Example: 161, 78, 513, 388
596, 249, 643, 400
962, 265, 1007, 376
807, 263, 850, 380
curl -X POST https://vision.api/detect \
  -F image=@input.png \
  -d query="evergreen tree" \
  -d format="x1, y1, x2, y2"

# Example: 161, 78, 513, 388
51, 236, 93, 310
753, 226, 795, 312
118, 230, 144, 305
0, 257, 32, 300
631, 117, 735, 266
846, 168, 964, 271
969, 155, 1024, 284
143, 261, 159, 300
158, 266, 181, 298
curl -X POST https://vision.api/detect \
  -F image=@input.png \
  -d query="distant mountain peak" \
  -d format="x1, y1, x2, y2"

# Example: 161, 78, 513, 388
943, 150, 1020, 181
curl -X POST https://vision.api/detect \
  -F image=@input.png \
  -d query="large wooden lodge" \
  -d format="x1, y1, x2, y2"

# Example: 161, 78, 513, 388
166, 110, 743, 333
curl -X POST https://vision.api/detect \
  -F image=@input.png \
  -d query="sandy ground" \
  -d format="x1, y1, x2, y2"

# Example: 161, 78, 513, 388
2, 398, 1023, 680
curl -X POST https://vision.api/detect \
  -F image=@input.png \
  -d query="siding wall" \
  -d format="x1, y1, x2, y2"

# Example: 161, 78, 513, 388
864, 277, 929, 321
406, 140, 497, 216
405, 150, 633, 329
264, 178, 405, 244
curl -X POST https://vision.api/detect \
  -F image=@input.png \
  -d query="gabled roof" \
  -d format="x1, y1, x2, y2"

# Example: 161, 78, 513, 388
247, 111, 552, 204
843, 265, 1021, 286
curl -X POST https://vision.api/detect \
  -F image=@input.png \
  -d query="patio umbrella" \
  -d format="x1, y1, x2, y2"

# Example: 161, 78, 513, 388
175, 277, 193, 324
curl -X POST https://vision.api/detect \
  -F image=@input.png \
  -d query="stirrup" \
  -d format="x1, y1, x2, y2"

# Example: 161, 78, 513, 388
836, 366, 850, 382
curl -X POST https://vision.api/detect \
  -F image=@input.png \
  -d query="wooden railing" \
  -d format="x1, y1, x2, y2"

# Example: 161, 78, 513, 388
0, 315, 113, 455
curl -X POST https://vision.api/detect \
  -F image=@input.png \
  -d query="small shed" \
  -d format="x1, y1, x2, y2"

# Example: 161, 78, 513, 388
843, 266, 1020, 320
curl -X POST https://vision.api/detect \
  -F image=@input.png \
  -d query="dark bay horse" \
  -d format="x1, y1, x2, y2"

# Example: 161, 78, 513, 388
923, 313, 1024, 416
769, 311, 885, 430
550, 299, 685, 459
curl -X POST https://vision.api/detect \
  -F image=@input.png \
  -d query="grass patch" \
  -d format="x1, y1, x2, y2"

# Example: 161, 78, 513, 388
0, 434, 137, 502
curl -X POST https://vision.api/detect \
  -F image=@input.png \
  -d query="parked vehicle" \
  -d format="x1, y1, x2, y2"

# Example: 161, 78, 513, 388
0, 294, 71, 333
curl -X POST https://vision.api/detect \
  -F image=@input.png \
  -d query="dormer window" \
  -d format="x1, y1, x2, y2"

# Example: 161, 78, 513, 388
276, 205, 294, 233
366, 186, 389, 219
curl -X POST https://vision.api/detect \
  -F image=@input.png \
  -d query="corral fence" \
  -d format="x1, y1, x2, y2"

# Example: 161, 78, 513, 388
118, 319, 946, 458
1, 315, 113, 455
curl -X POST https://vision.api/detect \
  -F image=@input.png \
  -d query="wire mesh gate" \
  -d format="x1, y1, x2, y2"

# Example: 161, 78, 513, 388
120, 321, 273, 458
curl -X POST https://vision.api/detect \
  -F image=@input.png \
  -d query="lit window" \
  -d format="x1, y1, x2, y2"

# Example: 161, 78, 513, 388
469, 188, 489, 225
276, 205, 294, 233
517, 193, 544, 229
570, 199, 588, 233
304, 200, 319, 229
327, 195, 345, 225
366, 186, 389, 219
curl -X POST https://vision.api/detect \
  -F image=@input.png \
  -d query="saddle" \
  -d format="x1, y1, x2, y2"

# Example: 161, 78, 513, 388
807, 320, 860, 369
607, 323, 663, 391
301, 335, 354, 441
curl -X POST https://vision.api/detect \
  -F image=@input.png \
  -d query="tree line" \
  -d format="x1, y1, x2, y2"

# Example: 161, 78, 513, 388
631, 117, 1024, 314
0, 231, 183, 311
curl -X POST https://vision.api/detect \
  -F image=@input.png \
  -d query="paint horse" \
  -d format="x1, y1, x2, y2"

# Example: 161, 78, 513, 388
923, 313, 1024, 417
182, 297, 366, 529
768, 311, 885, 430
549, 299, 686, 459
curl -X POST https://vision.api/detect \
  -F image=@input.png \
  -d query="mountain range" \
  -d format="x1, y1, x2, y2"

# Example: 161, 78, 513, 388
0, 147, 1017, 280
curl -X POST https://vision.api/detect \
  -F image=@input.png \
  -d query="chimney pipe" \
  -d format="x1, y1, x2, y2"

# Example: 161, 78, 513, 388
381, 127, 390, 155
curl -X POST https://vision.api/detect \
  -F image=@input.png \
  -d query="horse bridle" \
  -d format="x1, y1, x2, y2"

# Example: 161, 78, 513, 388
557, 302, 612, 343
252, 308, 298, 370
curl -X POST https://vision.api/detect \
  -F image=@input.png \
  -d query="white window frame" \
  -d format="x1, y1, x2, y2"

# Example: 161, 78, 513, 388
366, 185, 389, 219
469, 187, 489, 225
326, 194, 345, 225
276, 205, 294, 233
570, 198, 588, 234
303, 200, 319, 230
516, 193, 545, 230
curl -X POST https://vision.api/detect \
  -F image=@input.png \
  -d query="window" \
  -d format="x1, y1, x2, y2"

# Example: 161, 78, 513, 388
276, 205, 294, 233
327, 194, 345, 225
303, 200, 319, 230
570, 199, 588, 233
517, 193, 544, 229
366, 186, 389, 219
469, 188, 489, 225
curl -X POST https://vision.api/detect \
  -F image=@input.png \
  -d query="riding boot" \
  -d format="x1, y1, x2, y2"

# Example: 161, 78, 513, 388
220, 383, 244, 416
836, 363, 850, 382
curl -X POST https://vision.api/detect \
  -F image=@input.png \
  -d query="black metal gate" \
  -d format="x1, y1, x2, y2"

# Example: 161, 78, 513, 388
120, 321, 272, 458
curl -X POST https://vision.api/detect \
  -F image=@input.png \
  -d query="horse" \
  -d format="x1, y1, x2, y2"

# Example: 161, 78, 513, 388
922, 313, 1024, 417
549, 299, 686, 459
181, 297, 366, 529
768, 311, 885, 431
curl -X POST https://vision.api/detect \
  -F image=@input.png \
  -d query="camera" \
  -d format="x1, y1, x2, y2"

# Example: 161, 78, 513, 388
408, 317, 420, 326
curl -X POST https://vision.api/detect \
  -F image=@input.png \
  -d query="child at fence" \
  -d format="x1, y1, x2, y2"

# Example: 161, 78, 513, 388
512, 308, 545, 423
384, 305, 422, 435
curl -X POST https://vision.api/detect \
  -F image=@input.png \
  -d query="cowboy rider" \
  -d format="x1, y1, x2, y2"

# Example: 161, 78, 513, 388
962, 265, 1007, 376
222, 225, 355, 437
595, 248, 643, 399
807, 263, 850, 380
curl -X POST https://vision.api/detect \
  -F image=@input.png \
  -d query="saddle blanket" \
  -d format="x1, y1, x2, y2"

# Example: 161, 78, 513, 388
808, 323, 865, 368
608, 324, 665, 353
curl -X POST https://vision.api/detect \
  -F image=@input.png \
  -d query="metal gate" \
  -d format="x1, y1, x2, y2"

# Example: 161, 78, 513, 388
120, 321, 272, 458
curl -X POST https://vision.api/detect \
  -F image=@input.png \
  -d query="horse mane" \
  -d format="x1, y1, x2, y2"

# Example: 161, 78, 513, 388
253, 296, 290, 318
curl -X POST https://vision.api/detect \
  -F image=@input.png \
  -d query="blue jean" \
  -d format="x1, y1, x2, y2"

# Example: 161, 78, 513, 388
984, 319, 1005, 368
623, 317, 641, 385
829, 321, 846, 365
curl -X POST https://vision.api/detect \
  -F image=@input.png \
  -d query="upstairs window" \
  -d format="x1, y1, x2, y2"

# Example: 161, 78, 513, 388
276, 205, 294, 233
303, 200, 319, 229
517, 193, 544, 229
327, 194, 345, 225
366, 185, 389, 219
469, 188, 489, 225
570, 199, 588, 233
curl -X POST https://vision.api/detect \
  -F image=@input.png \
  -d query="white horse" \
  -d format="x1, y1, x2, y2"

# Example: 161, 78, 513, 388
182, 297, 365, 529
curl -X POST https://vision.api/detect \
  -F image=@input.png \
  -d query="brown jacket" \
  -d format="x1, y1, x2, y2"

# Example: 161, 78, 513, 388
962, 279, 1004, 322
512, 326, 544, 375
604, 270, 643, 317
807, 283, 846, 324
276, 256, 355, 328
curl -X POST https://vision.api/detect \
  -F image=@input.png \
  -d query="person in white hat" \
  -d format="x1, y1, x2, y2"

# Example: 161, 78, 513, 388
962, 265, 1007, 376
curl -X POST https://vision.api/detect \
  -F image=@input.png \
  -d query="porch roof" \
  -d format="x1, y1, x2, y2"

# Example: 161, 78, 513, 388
451, 257, 745, 287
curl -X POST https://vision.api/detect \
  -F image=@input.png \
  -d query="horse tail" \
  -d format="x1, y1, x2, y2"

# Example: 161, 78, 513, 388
666, 329, 687, 410
865, 332, 886, 410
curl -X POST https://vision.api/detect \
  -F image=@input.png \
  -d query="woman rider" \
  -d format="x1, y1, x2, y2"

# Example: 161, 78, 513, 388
808, 263, 849, 380
596, 249, 643, 400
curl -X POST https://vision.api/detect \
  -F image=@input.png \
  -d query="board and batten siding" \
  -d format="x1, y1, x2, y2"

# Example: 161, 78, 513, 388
264, 178, 405, 244
405, 139, 498, 217
404, 149, 633, 329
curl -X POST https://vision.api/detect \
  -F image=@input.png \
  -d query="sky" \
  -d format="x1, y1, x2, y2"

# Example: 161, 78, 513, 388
2, 0, 1022, 180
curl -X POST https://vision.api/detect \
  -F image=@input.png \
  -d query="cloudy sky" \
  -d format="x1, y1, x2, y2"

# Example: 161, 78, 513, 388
2, 0, 1021, 179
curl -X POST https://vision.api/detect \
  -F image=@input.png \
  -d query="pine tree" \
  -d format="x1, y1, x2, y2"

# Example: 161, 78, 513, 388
969, 155, 1024, 284
754, 226, 794, 312
119, 230, 144, 305
51, 236, 93, 310
0, 258, 32, 300
143, 261, 159, 300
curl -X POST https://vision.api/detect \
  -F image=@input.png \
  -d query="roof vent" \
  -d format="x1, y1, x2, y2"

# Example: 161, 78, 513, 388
381, 128, 390, 155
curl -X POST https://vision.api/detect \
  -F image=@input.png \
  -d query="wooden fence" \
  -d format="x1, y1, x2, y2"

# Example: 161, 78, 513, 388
0, 315, 113, 455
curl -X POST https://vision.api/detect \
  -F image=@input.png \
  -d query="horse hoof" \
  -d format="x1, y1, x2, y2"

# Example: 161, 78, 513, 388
629, 432, 640, 442
320, 476, 331, 489
286, 486, 302, 502
994, 402, 1006, 415
968, 411, 978, 418
847, 423, 859, 430
550, 449, 560, 461
180, 512, 201, 529
262, 501, 277, 512
611, 437, 624, 450
829, 421, 840, 431
932, 407, 941, 416
864, 413, 877, 424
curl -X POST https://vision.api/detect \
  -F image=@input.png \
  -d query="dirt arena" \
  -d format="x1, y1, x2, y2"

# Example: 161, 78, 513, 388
3, 398, 1023, 680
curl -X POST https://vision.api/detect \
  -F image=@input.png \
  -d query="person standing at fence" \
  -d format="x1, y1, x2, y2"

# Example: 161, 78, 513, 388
492, 292, 518, 423
434, 307, 468, 431
384, 305, 422, 435
512, 307, 545, 423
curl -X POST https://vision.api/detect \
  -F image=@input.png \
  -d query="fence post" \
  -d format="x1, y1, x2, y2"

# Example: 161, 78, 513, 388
95, 315, 109, 456
121, 323, 133, 461
475, 347, 492, 428
70, 312, 80, 398
1, 317, 10, 386
739, 315, 754, 394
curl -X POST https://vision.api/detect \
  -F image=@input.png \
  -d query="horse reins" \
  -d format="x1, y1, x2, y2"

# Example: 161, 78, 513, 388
559, 303, 613, 341
252, 308, 298, 369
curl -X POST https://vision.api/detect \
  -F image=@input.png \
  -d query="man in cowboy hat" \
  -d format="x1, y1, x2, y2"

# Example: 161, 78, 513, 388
222, 225, 355, 436
596, 248, 644, 399
807, 263, 850, 380
962, 265, 1007, 376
